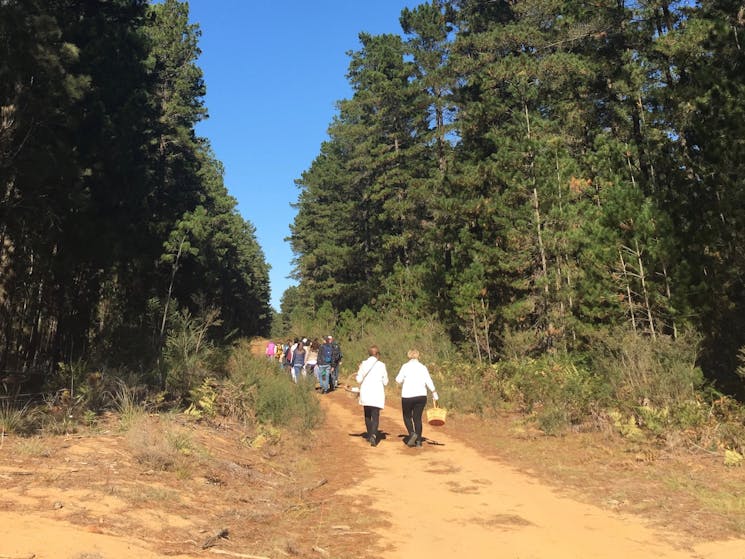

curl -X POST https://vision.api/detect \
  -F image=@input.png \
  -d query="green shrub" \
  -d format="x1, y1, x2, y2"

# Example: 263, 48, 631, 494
429, 352, 602, 433
429, 360, 511, 416
509, 357, 599, 420
112, 380, 148, 431
163, 308, 222, 400
214, 377, 258, 423
590, 329, 704, 409
254, 373, 321, 429
225, 340, 322, 432
0, 401, 39, 436
536, 404, 571, 436
709, 396, 745, 453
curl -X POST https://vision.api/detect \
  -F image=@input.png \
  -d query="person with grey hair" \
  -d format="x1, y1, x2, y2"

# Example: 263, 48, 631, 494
356, 345, 389, 447
395, 349, 438, 447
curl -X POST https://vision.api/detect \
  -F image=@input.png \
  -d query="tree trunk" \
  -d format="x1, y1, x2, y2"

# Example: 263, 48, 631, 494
533, 188, 549, 295
619, 248, 638, 334
161, 236, 186, 339
634, 240, 657, 339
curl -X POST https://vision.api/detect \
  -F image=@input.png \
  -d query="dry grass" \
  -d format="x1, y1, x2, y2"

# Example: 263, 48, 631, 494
13, 437, 52, 457
0, 409, 377, 559
124, 415, 204, 474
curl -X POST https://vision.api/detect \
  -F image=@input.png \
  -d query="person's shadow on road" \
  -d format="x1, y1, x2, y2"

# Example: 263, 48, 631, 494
396, 434, 445, 446
349, 431, 390, 442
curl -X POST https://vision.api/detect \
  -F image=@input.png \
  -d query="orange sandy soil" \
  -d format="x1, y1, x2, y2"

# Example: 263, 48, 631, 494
2, 377, 745, 559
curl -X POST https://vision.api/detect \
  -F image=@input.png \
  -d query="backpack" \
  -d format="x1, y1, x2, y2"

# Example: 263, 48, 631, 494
285, 346, 293, 365
331, 342, 342, 364
320, 343, 333, 364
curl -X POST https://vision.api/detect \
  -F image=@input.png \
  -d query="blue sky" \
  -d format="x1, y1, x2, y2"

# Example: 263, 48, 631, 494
188, 2, 421, 310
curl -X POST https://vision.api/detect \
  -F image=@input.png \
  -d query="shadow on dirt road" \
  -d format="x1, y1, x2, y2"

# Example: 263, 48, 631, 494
322, 391, 745, 559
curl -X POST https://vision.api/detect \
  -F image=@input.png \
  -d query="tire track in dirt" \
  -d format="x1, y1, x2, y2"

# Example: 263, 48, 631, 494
320, 392, 745, 559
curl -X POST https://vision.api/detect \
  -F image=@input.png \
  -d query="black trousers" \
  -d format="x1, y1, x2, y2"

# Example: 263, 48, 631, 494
401, 395, 428, 439
363, 406, 381, 438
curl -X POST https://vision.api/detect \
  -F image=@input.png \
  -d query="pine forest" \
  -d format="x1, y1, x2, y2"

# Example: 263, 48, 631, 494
2, 0, 745, 430
1, 0, 272, 396
287, 0, 745, 400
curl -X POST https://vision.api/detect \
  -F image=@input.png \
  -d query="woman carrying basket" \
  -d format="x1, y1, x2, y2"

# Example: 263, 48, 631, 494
395, 349, 439, 447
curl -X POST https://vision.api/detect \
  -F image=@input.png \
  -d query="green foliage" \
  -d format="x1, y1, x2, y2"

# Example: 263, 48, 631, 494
286, 0, 745, 399
164, 308, 222, 400
224, 340, 322, 432
184, 377, 219, 419
112, 379, 149, 431
0, 401, 38, 437
254, 374, 320, 431
335, 307, 456, 380
428, 360, 510, 416
737, 346, 745, 382
500, 356, 601, 434
427, 327, 717, 438
607, 410, 646, 442
590, 330, 705, 409
0, 0, 271, 388
724, 450, 743, 468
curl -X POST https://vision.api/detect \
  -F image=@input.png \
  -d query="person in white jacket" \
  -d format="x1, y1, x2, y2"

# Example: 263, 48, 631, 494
395, 349, 439, 447
355, 345, 389, 447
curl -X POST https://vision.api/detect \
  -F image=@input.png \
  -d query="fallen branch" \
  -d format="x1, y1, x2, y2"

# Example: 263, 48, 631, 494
259, 460, 291, 479
208, 549, 270, 559
305, 478, 327, 493
283, 499, 327, 514
202, 527, 229, 549
688, 442, 720, 456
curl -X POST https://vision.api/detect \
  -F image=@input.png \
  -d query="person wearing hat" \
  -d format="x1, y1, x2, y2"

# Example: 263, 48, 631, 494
356, 345, 389, 446
395, 349, 438, 447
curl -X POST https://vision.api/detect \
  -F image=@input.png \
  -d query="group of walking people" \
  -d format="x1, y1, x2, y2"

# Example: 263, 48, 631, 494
265, 335, 343, 393
355, 346, 438, 448
266, 337, 439, 447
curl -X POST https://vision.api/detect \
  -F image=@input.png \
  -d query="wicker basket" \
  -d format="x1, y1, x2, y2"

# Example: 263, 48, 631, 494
426, 400, 447, 426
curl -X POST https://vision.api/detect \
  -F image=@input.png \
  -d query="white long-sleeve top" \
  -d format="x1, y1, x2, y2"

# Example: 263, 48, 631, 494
395, 358, 436, 398
356, 356, 389, 409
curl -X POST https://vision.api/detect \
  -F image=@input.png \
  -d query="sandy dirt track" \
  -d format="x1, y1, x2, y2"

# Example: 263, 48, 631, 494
323, 393, 745, 559
2, 387, 745, 559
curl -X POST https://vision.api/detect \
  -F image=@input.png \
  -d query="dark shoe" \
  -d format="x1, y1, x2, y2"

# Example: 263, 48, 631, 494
369, 434, 377, 447
406, 432, 418, 447
415, 438, 422, 447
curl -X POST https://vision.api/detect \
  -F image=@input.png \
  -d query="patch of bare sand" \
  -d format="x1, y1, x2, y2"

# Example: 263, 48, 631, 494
321, 391, 745, 559
0, 399, 396, 559
0, 511, 198, 559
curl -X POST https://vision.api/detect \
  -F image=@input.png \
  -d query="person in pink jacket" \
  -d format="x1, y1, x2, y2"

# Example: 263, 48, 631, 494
395, 349, 439, 447
355, 345, 389, 447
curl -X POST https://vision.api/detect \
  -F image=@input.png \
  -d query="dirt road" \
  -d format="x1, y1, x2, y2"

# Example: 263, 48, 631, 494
322, 392, 745, 559
2, 387, 745, 559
